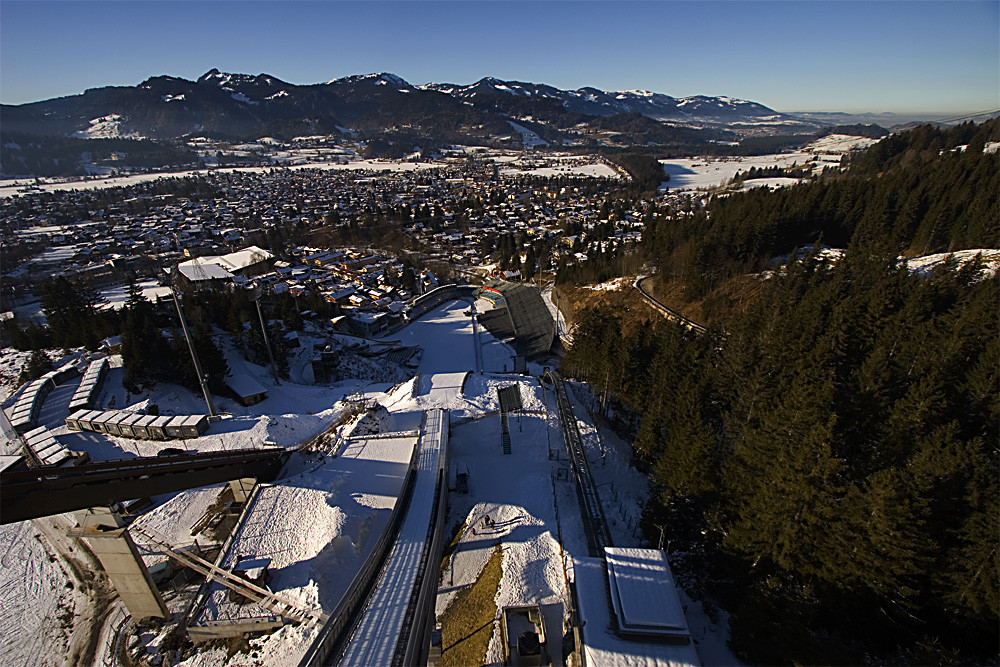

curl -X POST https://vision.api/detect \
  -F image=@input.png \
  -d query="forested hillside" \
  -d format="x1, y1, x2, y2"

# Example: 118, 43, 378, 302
643, 119, 999, 300
563, 120, 999, 664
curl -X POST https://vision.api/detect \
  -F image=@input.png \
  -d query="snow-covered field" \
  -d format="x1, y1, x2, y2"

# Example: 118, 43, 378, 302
0, 520, 80, 665
741, 175, 804, 189
0, 350, 32, 403
807, 133, 880, 153
0, 514, 116, 667
98, 280, 174, 310
659, 133, 879, 192
1, 132, 864, 199
659, 152, 819, 191
10, 280, 182, 327
508, 120, 549, 148
660, 154, 797, 191
499, 161, 619, 178
72, 114, 141, 140
0, 151, 626, 199
905, 248, 1000, 278
767, 247, 1000, 280
0, 160, 442, 198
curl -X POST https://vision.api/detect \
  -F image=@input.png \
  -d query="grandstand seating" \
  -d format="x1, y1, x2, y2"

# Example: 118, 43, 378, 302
476, 283, 555, 359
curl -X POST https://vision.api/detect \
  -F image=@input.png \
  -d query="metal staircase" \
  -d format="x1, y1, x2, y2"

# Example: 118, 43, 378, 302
500, 412, 512, 455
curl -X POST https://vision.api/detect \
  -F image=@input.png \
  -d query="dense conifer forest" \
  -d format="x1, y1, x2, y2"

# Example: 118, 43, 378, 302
563, 120, 999, 664
1, 131, 197, 177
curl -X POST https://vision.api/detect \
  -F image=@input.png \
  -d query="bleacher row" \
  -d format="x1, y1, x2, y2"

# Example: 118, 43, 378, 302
406, 285, 480, 321
475, 283, 556, 360
500, 283, 556, 359
22, 425, 78, 466
478, 307, 516, 341
7, 364, 79, 434
69, 358, 109, 413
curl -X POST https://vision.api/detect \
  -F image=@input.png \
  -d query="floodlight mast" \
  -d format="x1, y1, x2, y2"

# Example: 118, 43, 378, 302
171, 285, 217, 417
254, 288, 280, 386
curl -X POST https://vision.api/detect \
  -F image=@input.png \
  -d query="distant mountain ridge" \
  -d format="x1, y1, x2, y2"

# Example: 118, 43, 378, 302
1, 69, 821, 145
422, 77, 784, 124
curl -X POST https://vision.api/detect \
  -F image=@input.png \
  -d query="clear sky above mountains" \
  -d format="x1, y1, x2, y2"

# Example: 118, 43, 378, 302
1, 0, 997, 115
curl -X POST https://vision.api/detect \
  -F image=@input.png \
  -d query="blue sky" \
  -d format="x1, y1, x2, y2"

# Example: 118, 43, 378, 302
1, 0, 997, 114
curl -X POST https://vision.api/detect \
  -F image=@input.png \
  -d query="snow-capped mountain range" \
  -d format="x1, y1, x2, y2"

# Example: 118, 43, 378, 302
421, 77, 784, 124
1, 69, 822, 145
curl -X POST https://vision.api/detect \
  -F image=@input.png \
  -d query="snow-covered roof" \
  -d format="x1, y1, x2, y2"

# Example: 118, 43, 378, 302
176, 246, 271, 282
605, 547, 690, 636
574, 555, 700, 666
225, 373, 268, 399
326, 286, 355, 300
177, 258, 233, 282
217, 245, 273, 272
233, 556, 271, 580
351, 311, 386, 323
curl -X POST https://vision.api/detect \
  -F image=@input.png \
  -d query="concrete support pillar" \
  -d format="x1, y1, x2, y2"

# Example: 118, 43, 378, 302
78, 527, 169, 621
229, 477, 256, 503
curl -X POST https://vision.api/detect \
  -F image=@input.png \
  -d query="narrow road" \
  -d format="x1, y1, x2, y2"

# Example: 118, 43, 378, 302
541, 286, 572, 345
634, 276, 707, 334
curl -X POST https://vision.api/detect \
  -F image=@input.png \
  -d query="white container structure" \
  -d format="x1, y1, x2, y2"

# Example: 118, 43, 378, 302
65, 410, 208, 442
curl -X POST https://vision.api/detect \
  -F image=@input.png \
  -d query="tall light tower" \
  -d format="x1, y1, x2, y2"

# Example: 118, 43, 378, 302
253, 286, 280, 386
171, 286, 217, 417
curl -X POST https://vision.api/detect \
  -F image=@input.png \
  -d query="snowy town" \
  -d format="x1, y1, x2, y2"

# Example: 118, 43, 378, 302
2, 128, 998, 667
1, 150, 696, 338
0, 148, 744, 667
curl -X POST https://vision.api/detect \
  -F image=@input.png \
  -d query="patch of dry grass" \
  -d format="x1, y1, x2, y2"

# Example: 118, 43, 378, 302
559, 273, 763, 333
439, 546, 502, 667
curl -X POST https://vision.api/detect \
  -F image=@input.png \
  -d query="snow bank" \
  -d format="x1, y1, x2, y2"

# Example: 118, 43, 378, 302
905, 248, 1000, 278
806, 133, 879, 153
659, 135, 866, 192
192, 434, 416, 666
131, 483, 228, 551
582, 277, 631, 292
